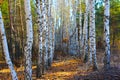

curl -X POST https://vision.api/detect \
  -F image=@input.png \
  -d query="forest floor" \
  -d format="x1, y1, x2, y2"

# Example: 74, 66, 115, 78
0, 49, 120, 80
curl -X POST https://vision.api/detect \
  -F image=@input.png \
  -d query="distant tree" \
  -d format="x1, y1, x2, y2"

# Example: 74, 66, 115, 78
0, 10, 18, 80
110, 0, 120, 46
24, 0, 33, 79
78, 0, 83, 55
52, 0, 56, 55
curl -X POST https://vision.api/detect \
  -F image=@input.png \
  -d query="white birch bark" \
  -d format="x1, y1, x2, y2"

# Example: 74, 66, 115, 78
35, 0, 43, 78
75, 0, 79, 54
74, 0, 78, 54
51, 0, 56, 60
52, 20, 55, 62
44, 0, 49, 70
69, 0, 74, 54
69, 0, 73, 23
24, 0, 33, 79
89, 0, 98, 70
69, 0, 78, 55
83, 0, 89, 62
41, 0, 48, 73
48, 0, 53, 67
104, 0, 111, 70
0, 11, 18, 80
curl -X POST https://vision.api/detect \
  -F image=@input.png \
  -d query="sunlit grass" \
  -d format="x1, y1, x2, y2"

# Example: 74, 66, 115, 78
46, 71, 77, 76
43, 71, 77, 80
0, 66, 36, 73
52, 59, 79, 67
41, 58, 82, 80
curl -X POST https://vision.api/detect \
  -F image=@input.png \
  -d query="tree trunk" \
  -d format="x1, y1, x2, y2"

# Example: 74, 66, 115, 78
48, 0, 53, 67
89, 0, 98, 70
19, 0, 24, 57
78, 0, 83, 56
45, 0, 49, 70
83, 0, 89, 63
41, 0, 48, 74
0, 10, 18, 80
104, 0, 111, 70
51, 0, 56, 62
24, 0, 33, 79
35, 0, 43, 78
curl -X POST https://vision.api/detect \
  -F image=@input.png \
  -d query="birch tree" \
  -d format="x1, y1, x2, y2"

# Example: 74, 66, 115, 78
69, 0, 78, 55
89, 0, 98, 70
35, 0, 43, 78
75, 0, 79, 54
41, 0, 48, 74
24, 0, 33, 79
104, 0, 111, 70
74, 0, 79, 54
51, 0, 56, 61
45, 0, 49, 69
83, 0, 89, 62
48, 0, 53, 67
0, 10, 18, 80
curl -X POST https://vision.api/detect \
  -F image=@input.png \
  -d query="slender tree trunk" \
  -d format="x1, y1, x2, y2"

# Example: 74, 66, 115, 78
35, 0, 43, 78
51, 0, 56, 62
104, 0, 111, 70
52, 20, 55, 62
45, 0, 49, 69
75, 0, 79, 54
74, 0, 78, 54
48, 0, 53, 67
89, 0, 98, 70
78, 0, 83, 56
69, 0, 73, 54
41, 0, 47, 74
0, 10, 18, 80
19, 0, 24, 56
83, 0, 89, 63
24, 0, 33, 79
